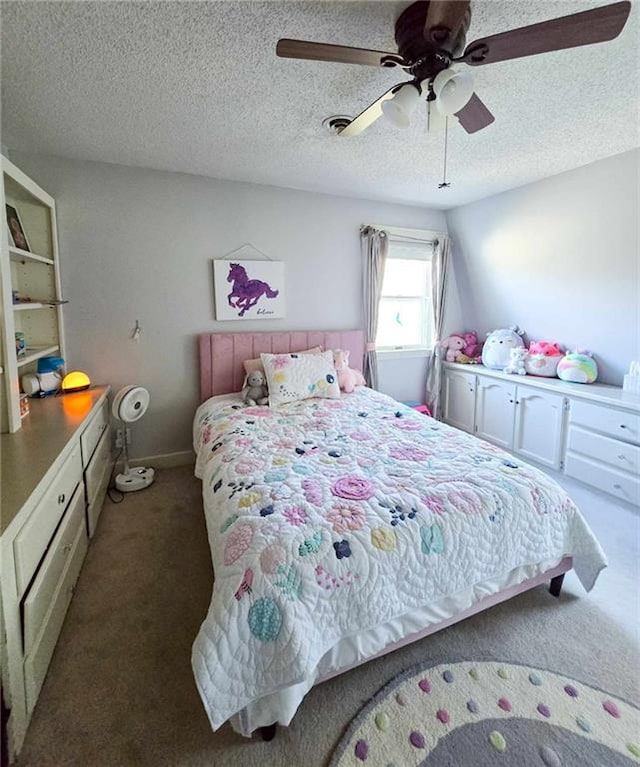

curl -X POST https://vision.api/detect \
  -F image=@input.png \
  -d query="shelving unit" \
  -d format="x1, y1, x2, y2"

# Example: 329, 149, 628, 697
9, 246, 54, 266
1, 156, 66, 432
16, 345, 60, 368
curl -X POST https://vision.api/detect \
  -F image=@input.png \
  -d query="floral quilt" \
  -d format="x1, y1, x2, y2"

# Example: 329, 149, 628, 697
191, 388, 606, 731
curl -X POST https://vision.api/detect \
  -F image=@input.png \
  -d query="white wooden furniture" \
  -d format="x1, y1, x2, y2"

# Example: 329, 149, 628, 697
443, 363, 640, 505
0, 386, 112, 761
0, 156, 65, 433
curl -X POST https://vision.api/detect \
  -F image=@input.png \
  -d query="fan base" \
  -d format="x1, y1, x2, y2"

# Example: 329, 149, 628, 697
115, 466, 155, 493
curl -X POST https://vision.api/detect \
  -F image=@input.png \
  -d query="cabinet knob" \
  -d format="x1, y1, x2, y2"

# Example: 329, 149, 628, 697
58, 493, 66, 505
62, 543, 72, 554
619, 424, 627, 429
613, 483, 622, 490
618, 454, 626, 461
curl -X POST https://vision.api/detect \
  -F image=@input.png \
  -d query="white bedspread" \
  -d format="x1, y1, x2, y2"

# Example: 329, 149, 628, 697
191, 388, 606, 732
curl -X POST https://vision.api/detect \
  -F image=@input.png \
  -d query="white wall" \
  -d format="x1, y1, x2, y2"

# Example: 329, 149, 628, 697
12, 153, 445, 457
445, 150, 639, 385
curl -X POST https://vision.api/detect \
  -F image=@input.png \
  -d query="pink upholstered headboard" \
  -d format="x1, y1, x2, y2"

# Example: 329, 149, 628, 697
199, 330, 365, 401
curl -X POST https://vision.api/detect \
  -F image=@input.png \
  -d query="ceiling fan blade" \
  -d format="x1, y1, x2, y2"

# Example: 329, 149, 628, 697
338, 85, 403, 137
276, 39, 405, 68
423, 0, 471, 46
455, 93, 495, 134
461, 1, 631, 66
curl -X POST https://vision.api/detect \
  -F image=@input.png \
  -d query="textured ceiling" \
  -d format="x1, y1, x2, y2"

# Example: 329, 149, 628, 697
1, 1, 638, 208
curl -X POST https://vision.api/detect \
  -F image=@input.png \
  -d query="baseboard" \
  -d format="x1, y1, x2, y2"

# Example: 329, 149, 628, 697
116, 450, 195, 472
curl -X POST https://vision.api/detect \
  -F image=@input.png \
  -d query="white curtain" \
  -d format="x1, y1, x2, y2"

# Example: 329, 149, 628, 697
361, 226, 388, 389
425, 235, 451, 418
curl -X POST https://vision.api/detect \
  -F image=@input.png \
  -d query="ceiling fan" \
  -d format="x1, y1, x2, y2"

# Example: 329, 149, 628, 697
276, 0, 631, 137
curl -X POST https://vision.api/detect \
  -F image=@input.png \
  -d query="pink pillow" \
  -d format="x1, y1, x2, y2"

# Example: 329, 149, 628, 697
243, 346, 322, 376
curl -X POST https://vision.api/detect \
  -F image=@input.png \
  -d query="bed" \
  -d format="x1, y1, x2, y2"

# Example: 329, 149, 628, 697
191, 330, 607, 738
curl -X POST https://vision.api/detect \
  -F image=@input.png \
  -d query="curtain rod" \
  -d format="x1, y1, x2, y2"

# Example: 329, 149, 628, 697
361, 224, 443, 245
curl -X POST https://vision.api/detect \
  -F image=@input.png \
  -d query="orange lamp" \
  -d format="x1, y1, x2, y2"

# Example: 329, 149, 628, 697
62, 370, 91, 393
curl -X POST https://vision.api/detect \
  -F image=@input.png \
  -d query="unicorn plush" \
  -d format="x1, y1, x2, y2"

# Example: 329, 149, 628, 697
333, 350, 365, 393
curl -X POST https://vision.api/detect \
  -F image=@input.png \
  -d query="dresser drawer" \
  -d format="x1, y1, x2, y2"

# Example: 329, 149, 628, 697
23, 483, 85, 655
85, 426, 112, 508
80, 398, 109, 468
23, 509, 88, 714
564, 453, 640, 506
569, 400, 640, 445
13, 442, 83, 597
567, 425, 640, 474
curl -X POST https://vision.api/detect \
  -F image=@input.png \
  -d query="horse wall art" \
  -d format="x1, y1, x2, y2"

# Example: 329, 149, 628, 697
213, 259, 285, 320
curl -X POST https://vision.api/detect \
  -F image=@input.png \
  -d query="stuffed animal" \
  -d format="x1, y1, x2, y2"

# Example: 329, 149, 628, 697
525, 341, 563, 377
439, 334, 466, 362
462, 331, 483, 359
333, 349, 366, 393
242, 369, 269, 405
482, 326, 525, 370
504, 347, 528, 376
557, 350, 598, 384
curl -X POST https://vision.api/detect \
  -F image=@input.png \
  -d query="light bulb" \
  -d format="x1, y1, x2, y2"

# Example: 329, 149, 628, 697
433, 69, 474, 116
382, 83, 421, 129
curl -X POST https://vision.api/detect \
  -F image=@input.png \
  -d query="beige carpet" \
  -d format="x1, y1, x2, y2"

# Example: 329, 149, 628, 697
17, 466, 639, 767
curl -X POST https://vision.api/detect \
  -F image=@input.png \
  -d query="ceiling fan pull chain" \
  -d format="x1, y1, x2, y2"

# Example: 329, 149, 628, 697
439, 117, 451, 189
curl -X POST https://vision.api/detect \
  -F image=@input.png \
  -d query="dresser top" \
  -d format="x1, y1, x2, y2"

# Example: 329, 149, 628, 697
444, 363, 640, 414
1, 386, 110, 535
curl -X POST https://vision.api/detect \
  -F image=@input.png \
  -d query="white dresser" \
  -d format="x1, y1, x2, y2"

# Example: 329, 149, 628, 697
1, 386, 112, 760
443, 363, 639, 506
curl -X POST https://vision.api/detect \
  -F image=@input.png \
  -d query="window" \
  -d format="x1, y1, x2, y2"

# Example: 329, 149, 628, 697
376, 238, 433, 353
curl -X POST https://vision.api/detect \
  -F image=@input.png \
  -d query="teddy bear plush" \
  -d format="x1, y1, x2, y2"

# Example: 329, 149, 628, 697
462, 331, 483, 359
439, 334, 466, 362
504, 347, 528, 376
333, 349, 365, 393
242, 369, 269, 405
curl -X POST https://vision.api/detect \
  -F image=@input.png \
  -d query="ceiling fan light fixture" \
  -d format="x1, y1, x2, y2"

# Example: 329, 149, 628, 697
381, 83, 421, 129
433, 68, 474, 116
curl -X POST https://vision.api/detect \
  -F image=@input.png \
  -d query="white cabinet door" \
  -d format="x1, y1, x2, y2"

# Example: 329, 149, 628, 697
513, 388, 566, 469
443, 369, 476, 433
475, 378, 517, 449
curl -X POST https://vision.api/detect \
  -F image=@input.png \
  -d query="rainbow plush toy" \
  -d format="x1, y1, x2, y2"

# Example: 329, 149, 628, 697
557, 350, 598, 384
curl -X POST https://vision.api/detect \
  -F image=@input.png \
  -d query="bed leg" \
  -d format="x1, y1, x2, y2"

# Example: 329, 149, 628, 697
257, 724, 277, 742
549, 574, 565, 598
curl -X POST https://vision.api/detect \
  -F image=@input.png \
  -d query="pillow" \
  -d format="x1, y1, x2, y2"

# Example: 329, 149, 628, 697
243, 346, 322, 376
261, 349, 340, 407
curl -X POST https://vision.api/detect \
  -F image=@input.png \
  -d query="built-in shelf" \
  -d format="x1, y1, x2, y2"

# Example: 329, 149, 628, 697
9, 246, 54, 266
13, 302, 56, 311
16, 345, 60, 368
13, 300, 66, 311
2, 155, 65, 433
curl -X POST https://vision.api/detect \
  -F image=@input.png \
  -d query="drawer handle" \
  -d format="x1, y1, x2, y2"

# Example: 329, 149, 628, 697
613, 483, 622, 490
618, 454, 627, 461
62, 543, 73, 554
58, 493, 66, 505
619, 424, 627, 429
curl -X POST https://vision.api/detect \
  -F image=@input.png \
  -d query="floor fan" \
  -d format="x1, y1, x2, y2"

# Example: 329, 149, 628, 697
112, 385, 155, 492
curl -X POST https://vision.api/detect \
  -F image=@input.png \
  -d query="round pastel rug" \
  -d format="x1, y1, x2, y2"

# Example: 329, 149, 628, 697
329, 660, 640, 766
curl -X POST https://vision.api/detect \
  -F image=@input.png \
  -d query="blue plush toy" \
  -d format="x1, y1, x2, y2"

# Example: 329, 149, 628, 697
482, 326, 526, 370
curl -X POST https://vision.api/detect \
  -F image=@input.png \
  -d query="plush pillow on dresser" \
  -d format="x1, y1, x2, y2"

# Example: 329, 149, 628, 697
243, 346, 322, 376
261, 349, 340, 407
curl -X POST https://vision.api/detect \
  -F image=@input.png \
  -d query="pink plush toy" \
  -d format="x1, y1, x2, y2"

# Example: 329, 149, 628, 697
462, 331, 483, 359
439, 334, 466, 362
333, 349, 366, 393
525, 340, 564, 377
